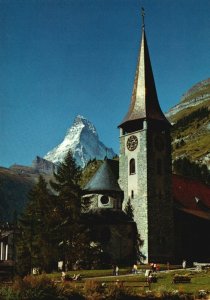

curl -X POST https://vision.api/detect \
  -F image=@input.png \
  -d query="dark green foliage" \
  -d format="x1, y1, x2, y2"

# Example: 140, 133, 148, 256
124, 199, 144, 263
50, 150, 82, 222
173, 157, 210, 185
50, 151, 98, 270
15, 151, 102, 274
172, 107, 210, 131
16, 175, 56, 275
50, 151, 83, 269
124, 198, 134, 221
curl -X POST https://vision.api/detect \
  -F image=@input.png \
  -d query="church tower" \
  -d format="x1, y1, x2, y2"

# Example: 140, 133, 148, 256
118, 11, 174, 262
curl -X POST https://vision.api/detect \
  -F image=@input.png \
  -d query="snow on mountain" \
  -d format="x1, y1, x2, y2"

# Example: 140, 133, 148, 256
44, 115, 116, 167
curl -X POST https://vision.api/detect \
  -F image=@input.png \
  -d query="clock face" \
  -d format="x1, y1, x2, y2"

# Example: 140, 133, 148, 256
127, 135, 138, 151
154, 135, 165, 151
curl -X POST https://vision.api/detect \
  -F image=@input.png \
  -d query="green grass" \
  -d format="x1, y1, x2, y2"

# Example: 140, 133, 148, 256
48, 266, 210, 293
172, 133, 210, 161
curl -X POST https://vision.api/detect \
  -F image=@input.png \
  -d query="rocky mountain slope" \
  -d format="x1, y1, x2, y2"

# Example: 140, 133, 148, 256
44, 115, 116, 168
167, 78, 210, 168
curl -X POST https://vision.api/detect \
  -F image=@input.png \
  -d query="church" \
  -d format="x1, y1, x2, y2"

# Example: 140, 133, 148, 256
82, 13, 210, 264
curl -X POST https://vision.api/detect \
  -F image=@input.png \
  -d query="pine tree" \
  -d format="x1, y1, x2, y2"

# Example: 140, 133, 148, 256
124, 198, 145, 262
16, 175, 56, 275
50, 150, 81, 220
124, 198, 134, 220
50, 150, 93, 270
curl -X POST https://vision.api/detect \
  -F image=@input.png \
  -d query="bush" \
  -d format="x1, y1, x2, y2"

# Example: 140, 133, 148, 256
105, 283, 138, 300
0, 286, 20, 300
0, 275, 60, 300
83, 280, 105, 300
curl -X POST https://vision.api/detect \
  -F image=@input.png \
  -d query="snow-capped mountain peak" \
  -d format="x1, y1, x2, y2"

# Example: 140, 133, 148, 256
44, 115, 116, 167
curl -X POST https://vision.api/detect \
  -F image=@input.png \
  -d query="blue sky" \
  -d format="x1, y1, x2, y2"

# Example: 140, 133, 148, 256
1, 0, 210, 168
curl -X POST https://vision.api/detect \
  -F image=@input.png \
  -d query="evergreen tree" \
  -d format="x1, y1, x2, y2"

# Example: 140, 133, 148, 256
124, 198, 134, 220
50, 150, 93, 270
124, 198, 145, 262
16, 175, 56, 275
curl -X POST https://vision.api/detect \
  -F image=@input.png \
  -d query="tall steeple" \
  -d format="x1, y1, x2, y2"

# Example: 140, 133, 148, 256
118, 9, 174, 263
119, 9, 170, 132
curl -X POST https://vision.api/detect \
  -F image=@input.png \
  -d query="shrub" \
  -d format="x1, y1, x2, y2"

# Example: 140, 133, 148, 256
0, 275, 60, 300
83, 280, 105, 300
0, 286, 20, 300
105, 283, 137, 300
60, 283, 85, 300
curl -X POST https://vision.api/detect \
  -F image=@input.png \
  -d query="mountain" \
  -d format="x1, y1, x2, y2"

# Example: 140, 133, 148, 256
167, 78, 210, 167
32, 156, 56, 174
44, 115, 116, 168
0, 164, 54, 221
0, 166, 35, 221
1, 79, 210, 221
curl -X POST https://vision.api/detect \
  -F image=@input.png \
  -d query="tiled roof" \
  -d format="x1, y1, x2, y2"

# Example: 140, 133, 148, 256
173, 174, 210, 220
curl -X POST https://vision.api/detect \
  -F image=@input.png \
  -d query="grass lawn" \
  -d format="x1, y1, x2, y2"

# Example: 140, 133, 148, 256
48, 266, 210, 294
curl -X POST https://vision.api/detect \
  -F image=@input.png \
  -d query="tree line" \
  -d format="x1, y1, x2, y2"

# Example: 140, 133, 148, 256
16, 151, 102, 276
172, 107, 209, 131
173, 157, 210, 185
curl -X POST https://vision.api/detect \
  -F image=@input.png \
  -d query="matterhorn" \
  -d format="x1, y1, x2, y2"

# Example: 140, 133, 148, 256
44, 115, 116, 167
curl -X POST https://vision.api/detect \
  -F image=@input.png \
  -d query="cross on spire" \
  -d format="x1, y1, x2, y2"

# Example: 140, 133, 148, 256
141, 7, 145, 29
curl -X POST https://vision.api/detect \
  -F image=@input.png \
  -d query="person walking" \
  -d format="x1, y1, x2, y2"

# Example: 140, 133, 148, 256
115, 265, 119, 276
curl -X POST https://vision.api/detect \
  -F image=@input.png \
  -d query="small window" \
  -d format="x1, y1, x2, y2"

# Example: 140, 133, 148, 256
100, 195, 109, 205
157, 159, 162, 175
131, 190, 134, 199
130, 159, 136, 175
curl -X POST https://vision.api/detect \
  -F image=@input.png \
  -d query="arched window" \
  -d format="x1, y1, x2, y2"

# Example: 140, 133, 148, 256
130, 159, 136, 175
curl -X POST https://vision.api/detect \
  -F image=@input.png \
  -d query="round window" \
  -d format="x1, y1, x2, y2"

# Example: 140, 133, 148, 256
100, 195, 109, 205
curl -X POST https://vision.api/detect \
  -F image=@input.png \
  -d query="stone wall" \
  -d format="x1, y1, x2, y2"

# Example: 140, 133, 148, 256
119, 121, 174, 263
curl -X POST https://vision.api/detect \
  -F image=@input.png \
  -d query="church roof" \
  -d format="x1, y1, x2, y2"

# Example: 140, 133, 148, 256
119, 25, 170, 130
83, 159, 122, 193
173, 174, 210, 220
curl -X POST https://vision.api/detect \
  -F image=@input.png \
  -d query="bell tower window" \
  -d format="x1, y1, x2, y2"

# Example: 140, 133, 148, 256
129, 159, 136, 175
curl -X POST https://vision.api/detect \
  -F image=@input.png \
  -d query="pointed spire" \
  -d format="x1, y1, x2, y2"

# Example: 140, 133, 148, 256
119, 10, 170, 130
141, 7, 145, 30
